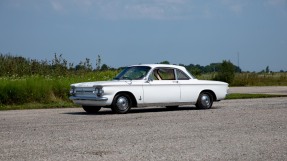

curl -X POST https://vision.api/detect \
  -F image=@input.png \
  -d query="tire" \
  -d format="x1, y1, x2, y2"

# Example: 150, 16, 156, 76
196, 92, 213, 109
166, 106, 179, 110
111, 94, 132, 114
82, 106, 101, 114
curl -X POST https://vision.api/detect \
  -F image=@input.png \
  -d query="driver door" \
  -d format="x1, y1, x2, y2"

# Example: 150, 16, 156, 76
143, 68, 180, 104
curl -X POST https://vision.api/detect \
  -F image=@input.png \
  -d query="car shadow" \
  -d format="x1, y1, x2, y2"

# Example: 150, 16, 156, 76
63, 106, 221, 116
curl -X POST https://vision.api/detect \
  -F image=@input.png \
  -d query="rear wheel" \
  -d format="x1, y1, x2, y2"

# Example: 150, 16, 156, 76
82, 106, 101, 114
196, 92, 213, 109
112, 94, 132, 114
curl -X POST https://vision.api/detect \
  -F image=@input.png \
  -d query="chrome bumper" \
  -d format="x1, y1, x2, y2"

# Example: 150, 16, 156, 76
69, 96, 108, 101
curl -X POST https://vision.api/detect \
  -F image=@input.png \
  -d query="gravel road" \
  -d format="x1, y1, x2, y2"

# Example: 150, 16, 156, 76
1, 96, 286, 161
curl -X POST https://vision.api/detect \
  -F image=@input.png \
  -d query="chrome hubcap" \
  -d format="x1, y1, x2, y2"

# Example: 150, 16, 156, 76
201, 94, 211, 108
116, 96, 129, 110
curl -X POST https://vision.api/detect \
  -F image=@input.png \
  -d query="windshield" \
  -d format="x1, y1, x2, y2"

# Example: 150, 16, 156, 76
114, 66, 151, 80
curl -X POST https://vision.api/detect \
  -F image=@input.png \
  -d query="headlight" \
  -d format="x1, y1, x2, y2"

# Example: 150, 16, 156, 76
70, 86, 76, 95
93, 86, 104, 97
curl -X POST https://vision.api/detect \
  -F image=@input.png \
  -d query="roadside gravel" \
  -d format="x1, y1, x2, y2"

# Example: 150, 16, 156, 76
229, 86, 287, 95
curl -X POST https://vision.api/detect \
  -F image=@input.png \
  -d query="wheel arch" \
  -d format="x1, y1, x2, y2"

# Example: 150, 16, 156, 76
114, 91, 137, 107
200, 90, 217, 101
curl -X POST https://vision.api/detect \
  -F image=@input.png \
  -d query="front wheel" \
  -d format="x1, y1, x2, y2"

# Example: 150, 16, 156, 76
111, 94, 132, 114
196, 92, 213, 109
82, 106, 101, 114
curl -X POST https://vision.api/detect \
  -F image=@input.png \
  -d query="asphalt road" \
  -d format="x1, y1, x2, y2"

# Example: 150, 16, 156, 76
1, 97, 286, 161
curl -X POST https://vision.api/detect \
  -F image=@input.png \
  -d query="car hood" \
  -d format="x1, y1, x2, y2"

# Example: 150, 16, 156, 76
71, 80, 136, 87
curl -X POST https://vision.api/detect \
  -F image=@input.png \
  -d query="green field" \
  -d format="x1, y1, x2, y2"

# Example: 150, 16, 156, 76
0, 71, 118, 109
1, 72, 287, 110
1, 54, 287, 110
198, 72, 287, 86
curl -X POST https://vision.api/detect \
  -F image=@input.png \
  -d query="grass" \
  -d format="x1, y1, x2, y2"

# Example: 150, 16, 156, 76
226, 93, 287, 99
198, 72, 287, 86
0, 68, 287, 111
1, 53, 286, 110
230, 73, 287, 86
0, 71, 118, 107
0, 76, 69, 105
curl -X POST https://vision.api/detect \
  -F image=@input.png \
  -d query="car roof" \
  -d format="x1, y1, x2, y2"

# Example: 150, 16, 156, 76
131, 64, 195, 79
131, 64, 185, 70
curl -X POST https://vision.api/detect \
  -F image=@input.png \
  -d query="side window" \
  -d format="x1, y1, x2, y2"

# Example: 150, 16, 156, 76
176, 69, 190, 80
150, 71, 159, 80
157, 68, 175, 80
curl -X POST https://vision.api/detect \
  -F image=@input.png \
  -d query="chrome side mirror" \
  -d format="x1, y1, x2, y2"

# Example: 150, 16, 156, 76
144, 77, 153, 83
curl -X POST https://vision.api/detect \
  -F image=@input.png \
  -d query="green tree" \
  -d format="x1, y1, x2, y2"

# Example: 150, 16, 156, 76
96, 55, 101, 70
100, 64, 109, 71
159, 60, 170, 64
265, 66, 270, 73
214, 60, 235, 83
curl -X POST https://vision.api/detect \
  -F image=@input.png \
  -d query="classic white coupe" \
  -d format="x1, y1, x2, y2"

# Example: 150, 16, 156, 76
69, 64, 229, 114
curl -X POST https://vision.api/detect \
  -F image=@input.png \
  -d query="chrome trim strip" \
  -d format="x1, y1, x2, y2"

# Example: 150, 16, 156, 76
136, 102, 196, 107
69, 96, 108, 101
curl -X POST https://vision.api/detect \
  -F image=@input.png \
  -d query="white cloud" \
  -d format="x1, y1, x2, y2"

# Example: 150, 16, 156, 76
124, 4, 165, 19
266, 0, 287, 6
46, 0, 194, 19
85, 0, 191, 20
51, 1, 64, 12
11, 0, 275, 20
230, 4, 243, 15
220, 0, 245, 15
265, 0, 287, 15
73, 0, 93, 9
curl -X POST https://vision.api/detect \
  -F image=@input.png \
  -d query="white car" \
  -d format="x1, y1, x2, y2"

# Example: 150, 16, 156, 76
69, 64, 229, 114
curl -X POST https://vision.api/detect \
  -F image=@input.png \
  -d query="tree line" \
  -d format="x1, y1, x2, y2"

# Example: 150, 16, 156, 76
1, 53, 241, 83
0, 53, 115, 77
158, 60, 237, 83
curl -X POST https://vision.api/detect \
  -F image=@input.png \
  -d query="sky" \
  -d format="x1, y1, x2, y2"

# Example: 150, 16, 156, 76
0, 0, 287, 72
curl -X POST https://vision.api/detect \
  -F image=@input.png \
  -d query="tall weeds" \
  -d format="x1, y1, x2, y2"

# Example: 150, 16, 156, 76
0, 53, 118, 106
231, 73, 287, 86
0, 71, 118, 105
0, 53, 286, 107
0, 53, 100, 77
